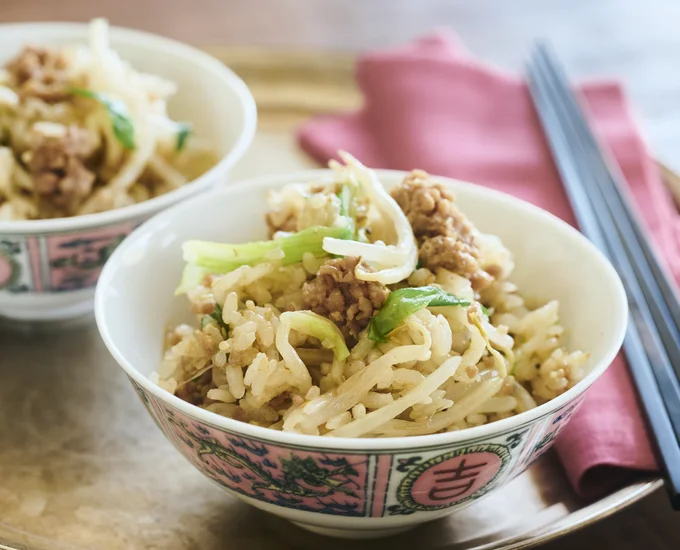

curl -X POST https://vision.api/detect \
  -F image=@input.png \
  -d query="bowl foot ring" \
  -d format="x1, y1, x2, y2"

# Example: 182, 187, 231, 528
290, 521, 417, 539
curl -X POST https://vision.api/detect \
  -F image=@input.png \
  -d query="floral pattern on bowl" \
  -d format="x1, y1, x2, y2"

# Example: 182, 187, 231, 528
0, 219, 147, 320
128, 377, 590, 529
0, 220, 140, 295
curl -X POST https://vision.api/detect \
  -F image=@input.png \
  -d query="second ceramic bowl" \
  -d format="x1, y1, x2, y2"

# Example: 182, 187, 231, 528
0, 22, 256, 321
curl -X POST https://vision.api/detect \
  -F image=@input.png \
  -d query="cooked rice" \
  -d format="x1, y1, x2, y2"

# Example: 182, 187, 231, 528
0, 18, 217, 220
155, 153, 589, 438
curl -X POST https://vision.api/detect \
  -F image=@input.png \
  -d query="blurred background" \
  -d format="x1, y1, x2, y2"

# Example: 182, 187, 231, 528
2, 0, 678, 169
1, 1, 679, 549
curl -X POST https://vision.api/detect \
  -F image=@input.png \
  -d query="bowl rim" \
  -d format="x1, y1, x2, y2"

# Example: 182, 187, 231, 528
0, 21, 257, 235
95, 168, 629, 451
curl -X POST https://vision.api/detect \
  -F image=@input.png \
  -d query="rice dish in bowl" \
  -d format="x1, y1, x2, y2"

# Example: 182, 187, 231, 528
156, 153, 590, 438
0, 18, 218, 221
95, 157, 626, 538
0, 19, 256, 320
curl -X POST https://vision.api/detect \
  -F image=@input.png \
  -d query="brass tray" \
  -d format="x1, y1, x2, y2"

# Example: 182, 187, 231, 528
0, 49, 663, 550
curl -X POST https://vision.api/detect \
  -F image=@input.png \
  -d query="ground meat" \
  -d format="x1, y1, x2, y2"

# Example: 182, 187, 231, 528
25, 125, 98, 215
391, 169, 462, 237
420, 236, 493, 290
6, 46, 71, 102
391, 170, 493, 290
268, 391, 292, 411
302, 256, 388, 342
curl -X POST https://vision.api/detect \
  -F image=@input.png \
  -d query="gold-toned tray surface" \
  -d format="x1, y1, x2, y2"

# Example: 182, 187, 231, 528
0, 49, 664, 550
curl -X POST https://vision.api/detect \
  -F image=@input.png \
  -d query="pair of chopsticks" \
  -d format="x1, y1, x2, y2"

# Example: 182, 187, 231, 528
527, 44, 680, 510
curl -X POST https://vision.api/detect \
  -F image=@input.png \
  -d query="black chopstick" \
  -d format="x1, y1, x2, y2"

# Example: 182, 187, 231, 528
535, 44, 680, 378
542, 45, 680, 327
527, 47, 680, 509
527, 53, 680, 440
530, 47, 680, 432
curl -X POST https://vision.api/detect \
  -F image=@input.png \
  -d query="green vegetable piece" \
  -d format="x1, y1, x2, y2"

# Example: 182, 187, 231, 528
281, 310, 350, 361
337, 183, 356, 236
183, 224, 353, 271
481, 304, 491, 316
201, 304, 228, 334
71, 88, 135, 150
175, 122, 192, 151
338, 184, 352, 217
176, 224, 353, 295
368, 285, 470, 343
176, 264, 212, 296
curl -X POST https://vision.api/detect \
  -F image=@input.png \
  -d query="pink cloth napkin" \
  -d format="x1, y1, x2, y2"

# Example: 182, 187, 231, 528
298, 32, 668, 499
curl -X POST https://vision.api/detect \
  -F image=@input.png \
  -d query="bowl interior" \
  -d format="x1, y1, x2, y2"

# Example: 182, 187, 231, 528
96, 170, 627, 442
0, 23, 244, 161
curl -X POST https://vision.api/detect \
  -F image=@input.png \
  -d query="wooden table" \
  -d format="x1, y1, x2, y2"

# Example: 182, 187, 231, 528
2, 0, 679, 548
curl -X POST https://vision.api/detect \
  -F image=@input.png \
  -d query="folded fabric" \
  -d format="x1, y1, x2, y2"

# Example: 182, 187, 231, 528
298, 31, 665, 499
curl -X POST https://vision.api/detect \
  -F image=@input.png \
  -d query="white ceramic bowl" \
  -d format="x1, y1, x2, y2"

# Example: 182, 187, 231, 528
95, 170, 627, 539
0, 22, 256, 321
